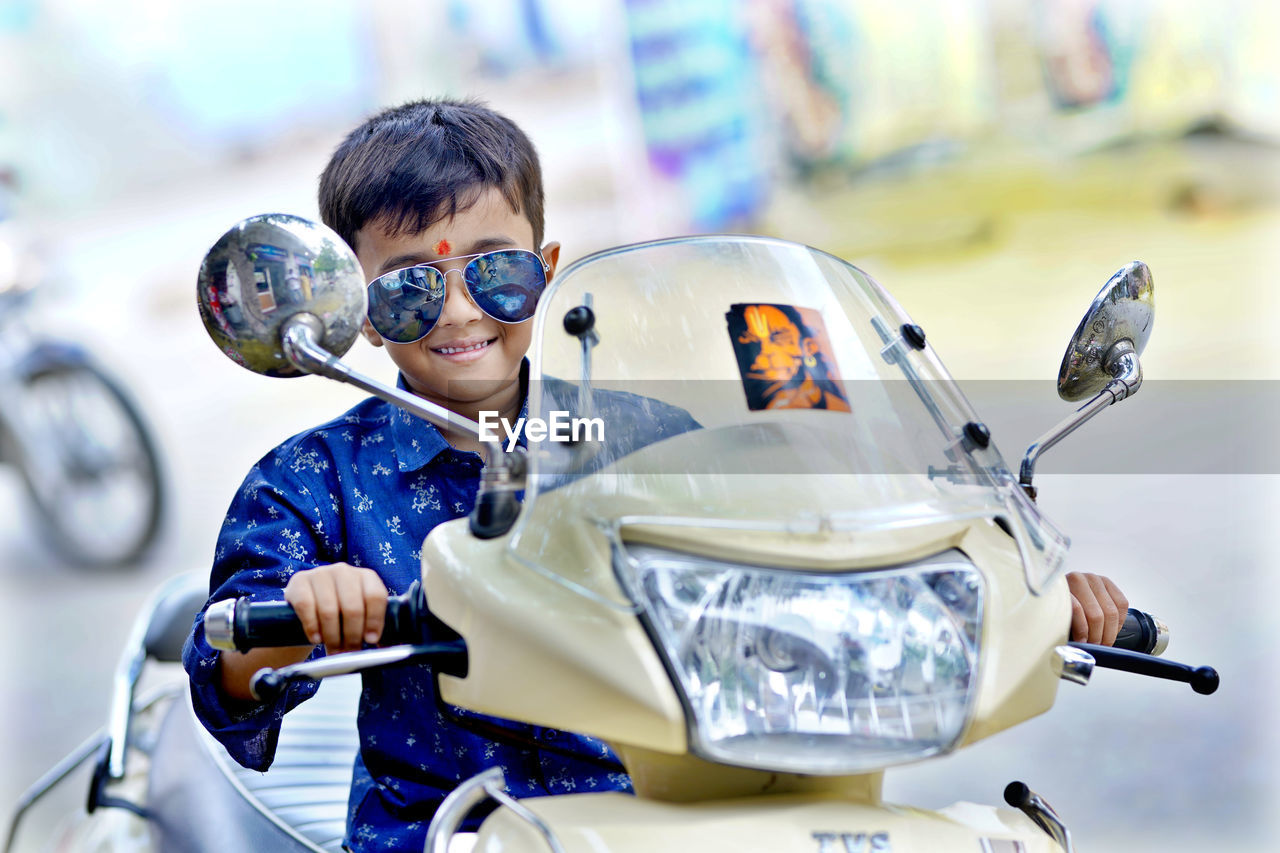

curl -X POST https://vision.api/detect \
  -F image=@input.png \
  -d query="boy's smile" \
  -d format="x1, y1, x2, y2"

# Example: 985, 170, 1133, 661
431, 336, 494, 362
353, 186, 559, 429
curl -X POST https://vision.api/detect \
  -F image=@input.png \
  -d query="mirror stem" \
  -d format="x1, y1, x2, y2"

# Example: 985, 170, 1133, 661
280, 315, 502, 475
1020, 340, 1143, 494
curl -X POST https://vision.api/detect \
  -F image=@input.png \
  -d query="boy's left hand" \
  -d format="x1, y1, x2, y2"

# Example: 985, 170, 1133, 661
1066, 571, 1129, 646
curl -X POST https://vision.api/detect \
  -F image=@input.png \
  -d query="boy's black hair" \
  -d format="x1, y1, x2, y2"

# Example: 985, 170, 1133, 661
319, 99, 545, 253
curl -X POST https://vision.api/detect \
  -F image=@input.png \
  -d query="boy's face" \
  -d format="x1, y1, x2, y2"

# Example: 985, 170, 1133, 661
353, 187, 558, 415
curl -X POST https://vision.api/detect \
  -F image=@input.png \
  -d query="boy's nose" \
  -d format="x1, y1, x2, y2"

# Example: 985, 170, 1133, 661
436, 268, 485, 326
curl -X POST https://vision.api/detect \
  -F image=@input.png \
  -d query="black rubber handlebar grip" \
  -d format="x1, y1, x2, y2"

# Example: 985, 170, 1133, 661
224, 582, 431, 652
1112, 608, 1166, 655
233, 599, 311, 650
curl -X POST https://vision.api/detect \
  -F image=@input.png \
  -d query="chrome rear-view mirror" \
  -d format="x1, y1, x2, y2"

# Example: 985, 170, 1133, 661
196, 214, 524, 538
1020, 261, 1155, 497
197, 213, 366, 377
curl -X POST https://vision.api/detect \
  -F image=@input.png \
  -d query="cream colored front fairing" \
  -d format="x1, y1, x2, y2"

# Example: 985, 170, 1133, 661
427, 515, 688, 753
423, 475, 1071, 794
956, 518, 1071, 745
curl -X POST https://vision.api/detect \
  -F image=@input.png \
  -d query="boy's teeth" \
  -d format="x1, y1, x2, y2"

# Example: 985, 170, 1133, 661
437, 341, 488, 354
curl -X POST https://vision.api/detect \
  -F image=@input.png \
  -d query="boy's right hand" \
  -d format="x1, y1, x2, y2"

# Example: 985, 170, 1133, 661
285, 563, 388, 653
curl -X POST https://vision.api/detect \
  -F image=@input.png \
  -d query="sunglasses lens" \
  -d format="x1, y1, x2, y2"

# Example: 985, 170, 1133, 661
465, 250, 546, 323
366, 267, 445, 343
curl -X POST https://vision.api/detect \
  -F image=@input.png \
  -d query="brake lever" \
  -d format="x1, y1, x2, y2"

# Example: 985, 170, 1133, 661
1067, 642, 1219, 695
250, 640, 467, 702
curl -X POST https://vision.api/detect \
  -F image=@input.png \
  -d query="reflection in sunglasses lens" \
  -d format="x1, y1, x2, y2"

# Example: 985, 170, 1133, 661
366, 249, 547, 344
466, 250, 545, 323
368, 267, 446, 343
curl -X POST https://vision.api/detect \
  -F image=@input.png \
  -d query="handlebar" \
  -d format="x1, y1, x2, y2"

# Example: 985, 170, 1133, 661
1112, 608, 1169, 655
204, 580, 428, 653
213, 594, 1171, 655
1068, 607, 1218, 695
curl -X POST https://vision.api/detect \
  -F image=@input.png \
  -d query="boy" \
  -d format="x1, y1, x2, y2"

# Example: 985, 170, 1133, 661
184, 99, 631, 853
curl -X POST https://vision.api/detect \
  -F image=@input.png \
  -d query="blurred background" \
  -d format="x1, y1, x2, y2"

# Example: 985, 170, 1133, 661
1, 0, 1278, 850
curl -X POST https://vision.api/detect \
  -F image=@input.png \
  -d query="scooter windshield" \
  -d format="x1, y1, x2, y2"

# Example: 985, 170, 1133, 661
511, 236, 1066, 603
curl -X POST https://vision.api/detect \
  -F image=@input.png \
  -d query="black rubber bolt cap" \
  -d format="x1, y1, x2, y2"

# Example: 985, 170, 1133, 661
964, 421, 991, 449
1191, 666, 1220, 695
564, 305, 595, 336
1003, 781, 1031, 808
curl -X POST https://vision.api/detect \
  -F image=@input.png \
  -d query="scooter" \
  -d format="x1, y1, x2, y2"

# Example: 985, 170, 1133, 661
7, 215, 1218, 852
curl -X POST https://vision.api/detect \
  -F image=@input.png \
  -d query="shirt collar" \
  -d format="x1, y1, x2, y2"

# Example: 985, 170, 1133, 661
387, 362, 530, 473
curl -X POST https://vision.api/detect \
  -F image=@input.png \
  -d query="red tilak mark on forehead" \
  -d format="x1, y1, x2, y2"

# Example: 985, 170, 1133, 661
434, 239, 451, 256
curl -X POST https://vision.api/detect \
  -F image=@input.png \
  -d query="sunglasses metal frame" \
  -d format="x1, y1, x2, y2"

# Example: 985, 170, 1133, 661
366, 248, 550, 344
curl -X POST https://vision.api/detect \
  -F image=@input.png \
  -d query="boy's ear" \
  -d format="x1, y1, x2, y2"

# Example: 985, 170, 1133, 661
541, 241, 561, 282
361, 318, 385, 348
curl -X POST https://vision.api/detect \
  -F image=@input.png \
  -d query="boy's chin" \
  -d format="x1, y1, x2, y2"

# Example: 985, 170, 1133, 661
397, 344, 526, 406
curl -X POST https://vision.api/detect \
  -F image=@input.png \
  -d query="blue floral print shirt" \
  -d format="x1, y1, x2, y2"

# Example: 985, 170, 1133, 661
182, 371, 699, 853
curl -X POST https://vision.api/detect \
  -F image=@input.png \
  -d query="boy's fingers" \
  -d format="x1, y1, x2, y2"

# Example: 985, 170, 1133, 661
1090, 571, 1121, 645
1066, 572, 1104, 644
1083, 573, 1120, 646
334, 568, 367, 651
285, 577, 321, 646
361, 570, 388, 645
1103, 575, 1129, 618
1069, 596, 1088, 643
1097, 574, 1128, 647
311, 571, 342, 650
284, 564, 388, 650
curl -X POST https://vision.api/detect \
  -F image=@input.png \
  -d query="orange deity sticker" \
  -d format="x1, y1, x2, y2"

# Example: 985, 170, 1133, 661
725, 303, 850, 412
434, 239, 452, 256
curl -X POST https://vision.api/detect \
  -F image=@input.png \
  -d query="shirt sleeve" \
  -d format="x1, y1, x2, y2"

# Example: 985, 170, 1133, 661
182, 436, 342, 772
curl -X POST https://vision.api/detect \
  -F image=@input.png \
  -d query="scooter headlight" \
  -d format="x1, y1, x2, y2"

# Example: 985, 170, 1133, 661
616, 546, 983, 775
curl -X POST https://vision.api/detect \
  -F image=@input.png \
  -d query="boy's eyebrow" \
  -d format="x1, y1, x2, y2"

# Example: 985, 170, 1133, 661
377, 236, 519, 275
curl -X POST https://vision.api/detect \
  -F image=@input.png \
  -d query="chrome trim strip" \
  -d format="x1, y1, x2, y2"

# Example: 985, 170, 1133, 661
1053, 645, 1095, 686
426, 767, 566, 853
108, 572, 205, 779
204, 598, 236, 652
1152, 615, 1170, 657
482, 779, 566, 853
1024, 789, 1074, 853
1009, 784, 1074, 853
427, 767, 505, 853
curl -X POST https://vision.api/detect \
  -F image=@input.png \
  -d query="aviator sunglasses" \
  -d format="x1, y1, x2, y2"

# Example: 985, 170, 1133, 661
366, 248, 549, 344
